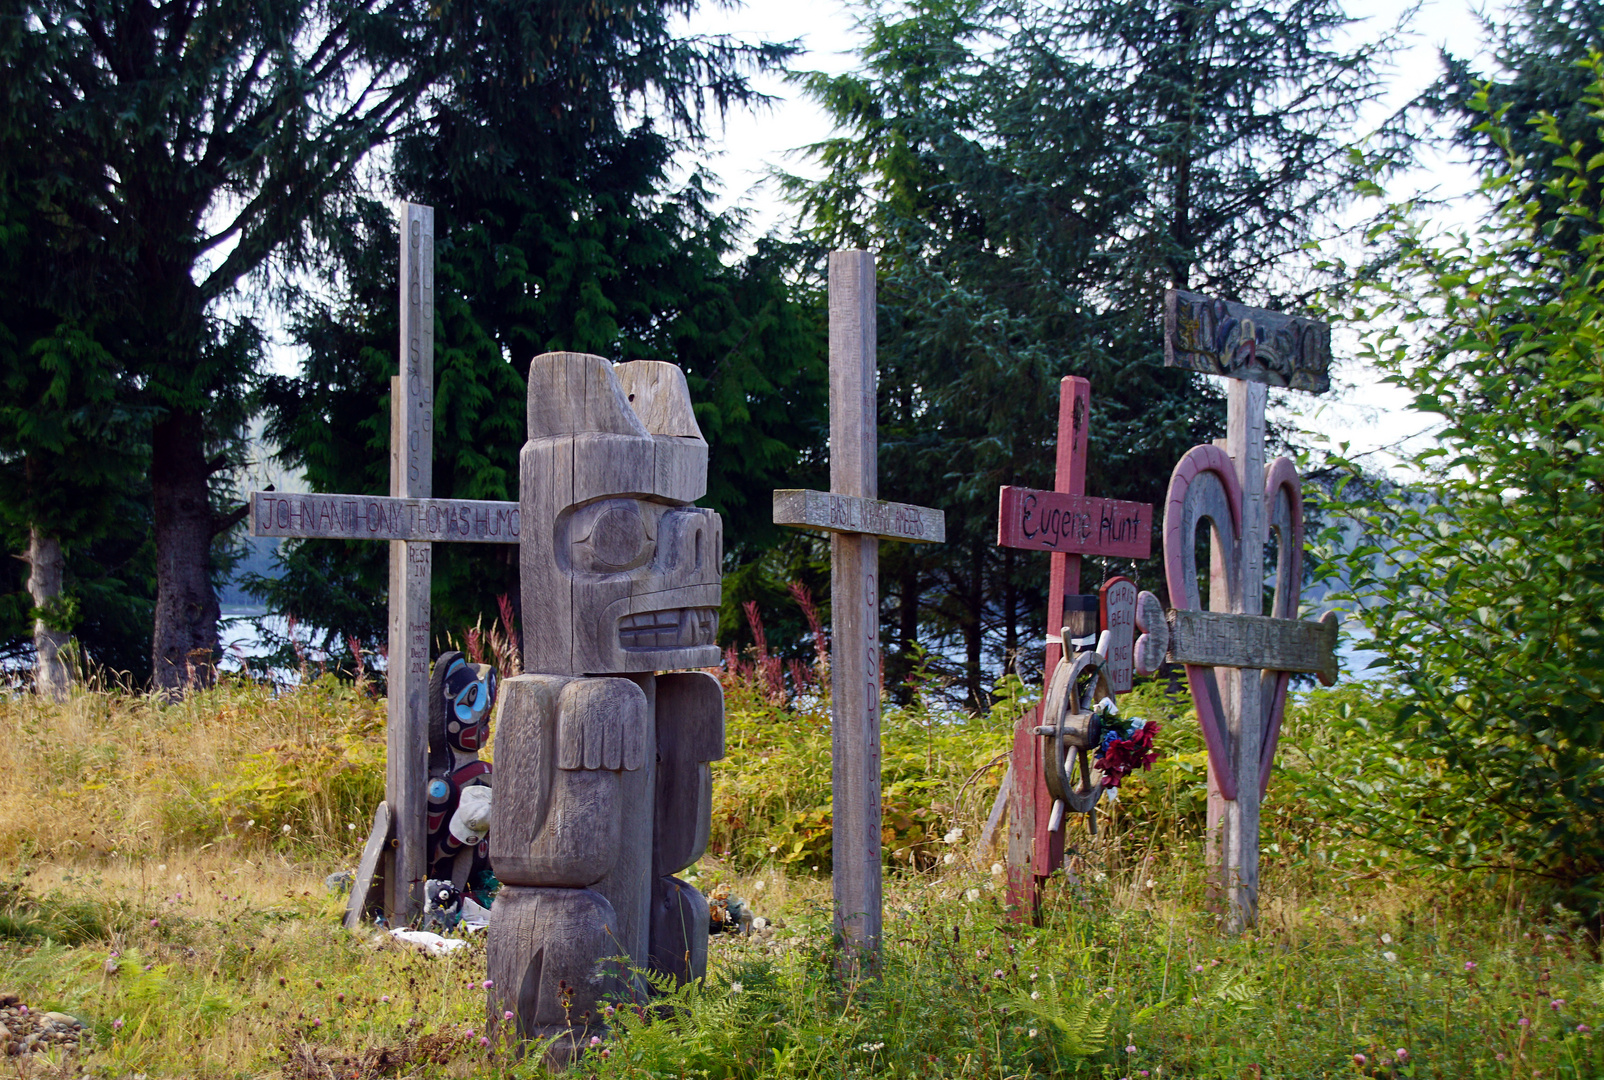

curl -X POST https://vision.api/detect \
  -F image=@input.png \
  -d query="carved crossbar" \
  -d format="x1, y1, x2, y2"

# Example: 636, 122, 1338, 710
996, 486, 1151, 558
250, 491, 520, 544
1164, 609, 1337, 685
773, 489, 945, 543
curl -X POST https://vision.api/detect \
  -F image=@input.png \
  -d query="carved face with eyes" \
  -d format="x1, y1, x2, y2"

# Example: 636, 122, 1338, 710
520, 353, 723, 675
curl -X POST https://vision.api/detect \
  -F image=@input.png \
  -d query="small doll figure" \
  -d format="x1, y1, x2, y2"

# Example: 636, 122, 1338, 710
425, 650, 498, 891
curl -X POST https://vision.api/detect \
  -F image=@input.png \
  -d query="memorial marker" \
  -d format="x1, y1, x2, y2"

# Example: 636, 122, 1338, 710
991, 377, 1154, 922
772, 250, 945, 969
1140, 288, 1338, 931
247, 205, 516, 925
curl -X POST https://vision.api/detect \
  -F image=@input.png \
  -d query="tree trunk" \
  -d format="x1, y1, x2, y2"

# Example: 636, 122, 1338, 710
27, 527, 71, 702
1002, 547, 1018, 674
963, 541, 985, 708
151, 409, 220, 694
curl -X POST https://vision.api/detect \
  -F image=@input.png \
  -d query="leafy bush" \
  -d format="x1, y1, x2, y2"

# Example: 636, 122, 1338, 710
1315, 69, 1604, 918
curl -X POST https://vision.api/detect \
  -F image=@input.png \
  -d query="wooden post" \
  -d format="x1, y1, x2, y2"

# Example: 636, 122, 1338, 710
828, 250, 882, 967
386, 203, 434, 922
994, 377, 1154, 922
772, 251, 945, 969
1222, 380, 1265, 930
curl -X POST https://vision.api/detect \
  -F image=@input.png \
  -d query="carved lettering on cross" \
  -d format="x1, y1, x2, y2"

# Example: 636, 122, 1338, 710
772, 250, 945, 970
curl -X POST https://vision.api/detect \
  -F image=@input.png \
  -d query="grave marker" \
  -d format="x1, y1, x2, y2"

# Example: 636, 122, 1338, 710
1143, 288, 1338, 931
248, 204, 522, 925
991, 377, 1154, 922
772, 250, 946, 968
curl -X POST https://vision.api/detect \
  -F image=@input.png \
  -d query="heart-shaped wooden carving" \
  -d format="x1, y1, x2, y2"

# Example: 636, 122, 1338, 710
1144, 446, 1304, 801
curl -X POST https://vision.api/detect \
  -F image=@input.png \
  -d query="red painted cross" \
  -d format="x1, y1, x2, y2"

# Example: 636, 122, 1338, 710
992, 377, 1153, 923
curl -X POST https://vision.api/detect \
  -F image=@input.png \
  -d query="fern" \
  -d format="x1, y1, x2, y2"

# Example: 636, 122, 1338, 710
1009, 975, 1110, 1057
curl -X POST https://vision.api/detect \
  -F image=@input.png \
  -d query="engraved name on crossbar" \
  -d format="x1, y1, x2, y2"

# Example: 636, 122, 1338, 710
250, 492, 520, 543
1166, 608, 1338, 685
773, 489, 945, 544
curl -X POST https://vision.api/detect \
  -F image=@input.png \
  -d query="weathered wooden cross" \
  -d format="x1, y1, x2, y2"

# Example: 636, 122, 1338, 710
248, 204, 521, 925
772, 250, 945, 967
1137, 288, 1339, 931
991, 376, 1154, 922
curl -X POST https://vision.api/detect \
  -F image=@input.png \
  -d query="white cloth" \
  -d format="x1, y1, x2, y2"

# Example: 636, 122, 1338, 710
389, 928, 467, 955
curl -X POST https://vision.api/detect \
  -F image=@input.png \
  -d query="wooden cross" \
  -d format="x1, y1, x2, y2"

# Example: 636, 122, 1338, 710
772, 250, 945, 968
249, 204, 521, 925
1142, 288, 1338, 931
991, 376, 1153, 923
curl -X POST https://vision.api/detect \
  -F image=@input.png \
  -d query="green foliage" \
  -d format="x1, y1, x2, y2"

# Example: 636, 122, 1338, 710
1314, 72, 1604, 915
791, 0, 1408, 701
257, 1, 826, 654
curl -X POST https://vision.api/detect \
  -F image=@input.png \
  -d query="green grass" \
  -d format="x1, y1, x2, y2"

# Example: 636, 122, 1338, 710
0, 674, 1598, 1078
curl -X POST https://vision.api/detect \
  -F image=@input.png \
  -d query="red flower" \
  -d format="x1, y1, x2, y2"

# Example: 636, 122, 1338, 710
1098, 722, 1161, 787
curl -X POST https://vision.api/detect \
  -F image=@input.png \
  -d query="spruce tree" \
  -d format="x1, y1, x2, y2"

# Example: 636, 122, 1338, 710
255, 0, 828, 657
794, 0, 1405, 702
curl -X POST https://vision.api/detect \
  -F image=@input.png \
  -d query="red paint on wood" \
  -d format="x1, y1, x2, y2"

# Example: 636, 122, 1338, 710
996, 488, 1153, 558
1098, 577, 1138, 693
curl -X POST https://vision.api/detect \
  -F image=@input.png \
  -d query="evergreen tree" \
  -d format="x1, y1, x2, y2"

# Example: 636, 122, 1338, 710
794, 0, 1405, 703
255, 0, 828, 659
0, 0, 457, 692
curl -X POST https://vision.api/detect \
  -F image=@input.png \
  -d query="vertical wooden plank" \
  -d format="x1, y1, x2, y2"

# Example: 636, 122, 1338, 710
386, 203, 434, 922
1010, 376, 1089, 921
1224, 379, 1266, 931
1204, 440, 1231, 913
827, 250, 882, 968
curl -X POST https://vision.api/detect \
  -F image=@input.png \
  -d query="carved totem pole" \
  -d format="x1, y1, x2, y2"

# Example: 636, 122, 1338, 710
487, 353, 725, 1055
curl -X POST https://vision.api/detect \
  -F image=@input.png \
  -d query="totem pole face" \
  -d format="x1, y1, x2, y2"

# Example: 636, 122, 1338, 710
520, 354, 722, 675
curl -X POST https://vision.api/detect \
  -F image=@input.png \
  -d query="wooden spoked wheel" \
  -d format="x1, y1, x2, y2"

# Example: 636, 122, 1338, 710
1039, 649, 1115, 831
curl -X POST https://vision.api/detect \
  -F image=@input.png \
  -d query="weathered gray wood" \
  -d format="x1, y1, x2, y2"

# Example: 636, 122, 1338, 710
1222, 379, 1266, 932
1166, 608, 1338, 682
489, 674, 646, 887
773, 489, 945, 543
594, 671, 655, 1000
1133, 590, 1168, 677
648, 876, 710, 987
978, 761, 1012, 853
521, 352, 722, 677
250, 492, 518, 543
378, 203, 436, 922
344, 800, 391, 931
653, 671, 725, 877
829, 250, 883, 968
1165, 288, 1331, 394
485, 884, 623, 1060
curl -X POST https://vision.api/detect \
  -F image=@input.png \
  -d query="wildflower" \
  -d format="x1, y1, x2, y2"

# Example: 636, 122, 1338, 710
482, 979, 494, 990
754, 880, 766, 891
601, 1048, 611, 1059
150, 917, 160, 928
1576, 1024, 1590, 1034
1551, 999, 1565, 1010
158, 864, 166, 872
347, 823, 355, 830
994, 969, 1005, 979
1497, 1053, 1507, 1061
590, 1036, 602, 1047
1029, 972, 1038, 981
1194, 964, 1204, 972
1126, 1043, 1138, 1053
281, 824, 291, 835
380, 996, 390, 1003
1465, 961, 1478, 972
965, 888, 981, 902
479, 1036, 490, 1047
1395, 1048, 1407, 1061
1383, 951, 1398, 963
312, 1018, 322, 1028
769, 845, 778, 853
1381, 933, 1392, 944
943, 828, 963, 844
113, 1019, 124, 1030
1353, 1054, 1366, 1066
991, 862, 1005, 876
246, 821, 254, 828
730, 981, 743, 994
1520, 1018, 1531, 1027
465, 1029, 474, 1038
1146, 879, 1155, 889
503, 1010, 514, 1021
1031, 991, 1040, 1000
944, 852, 957, 865
1028, 1028, 1038, 1037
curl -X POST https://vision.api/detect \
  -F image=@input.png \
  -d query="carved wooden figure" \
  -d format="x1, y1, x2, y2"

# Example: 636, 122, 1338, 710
424, 651, 497, 886
487, 353, 725, 1058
